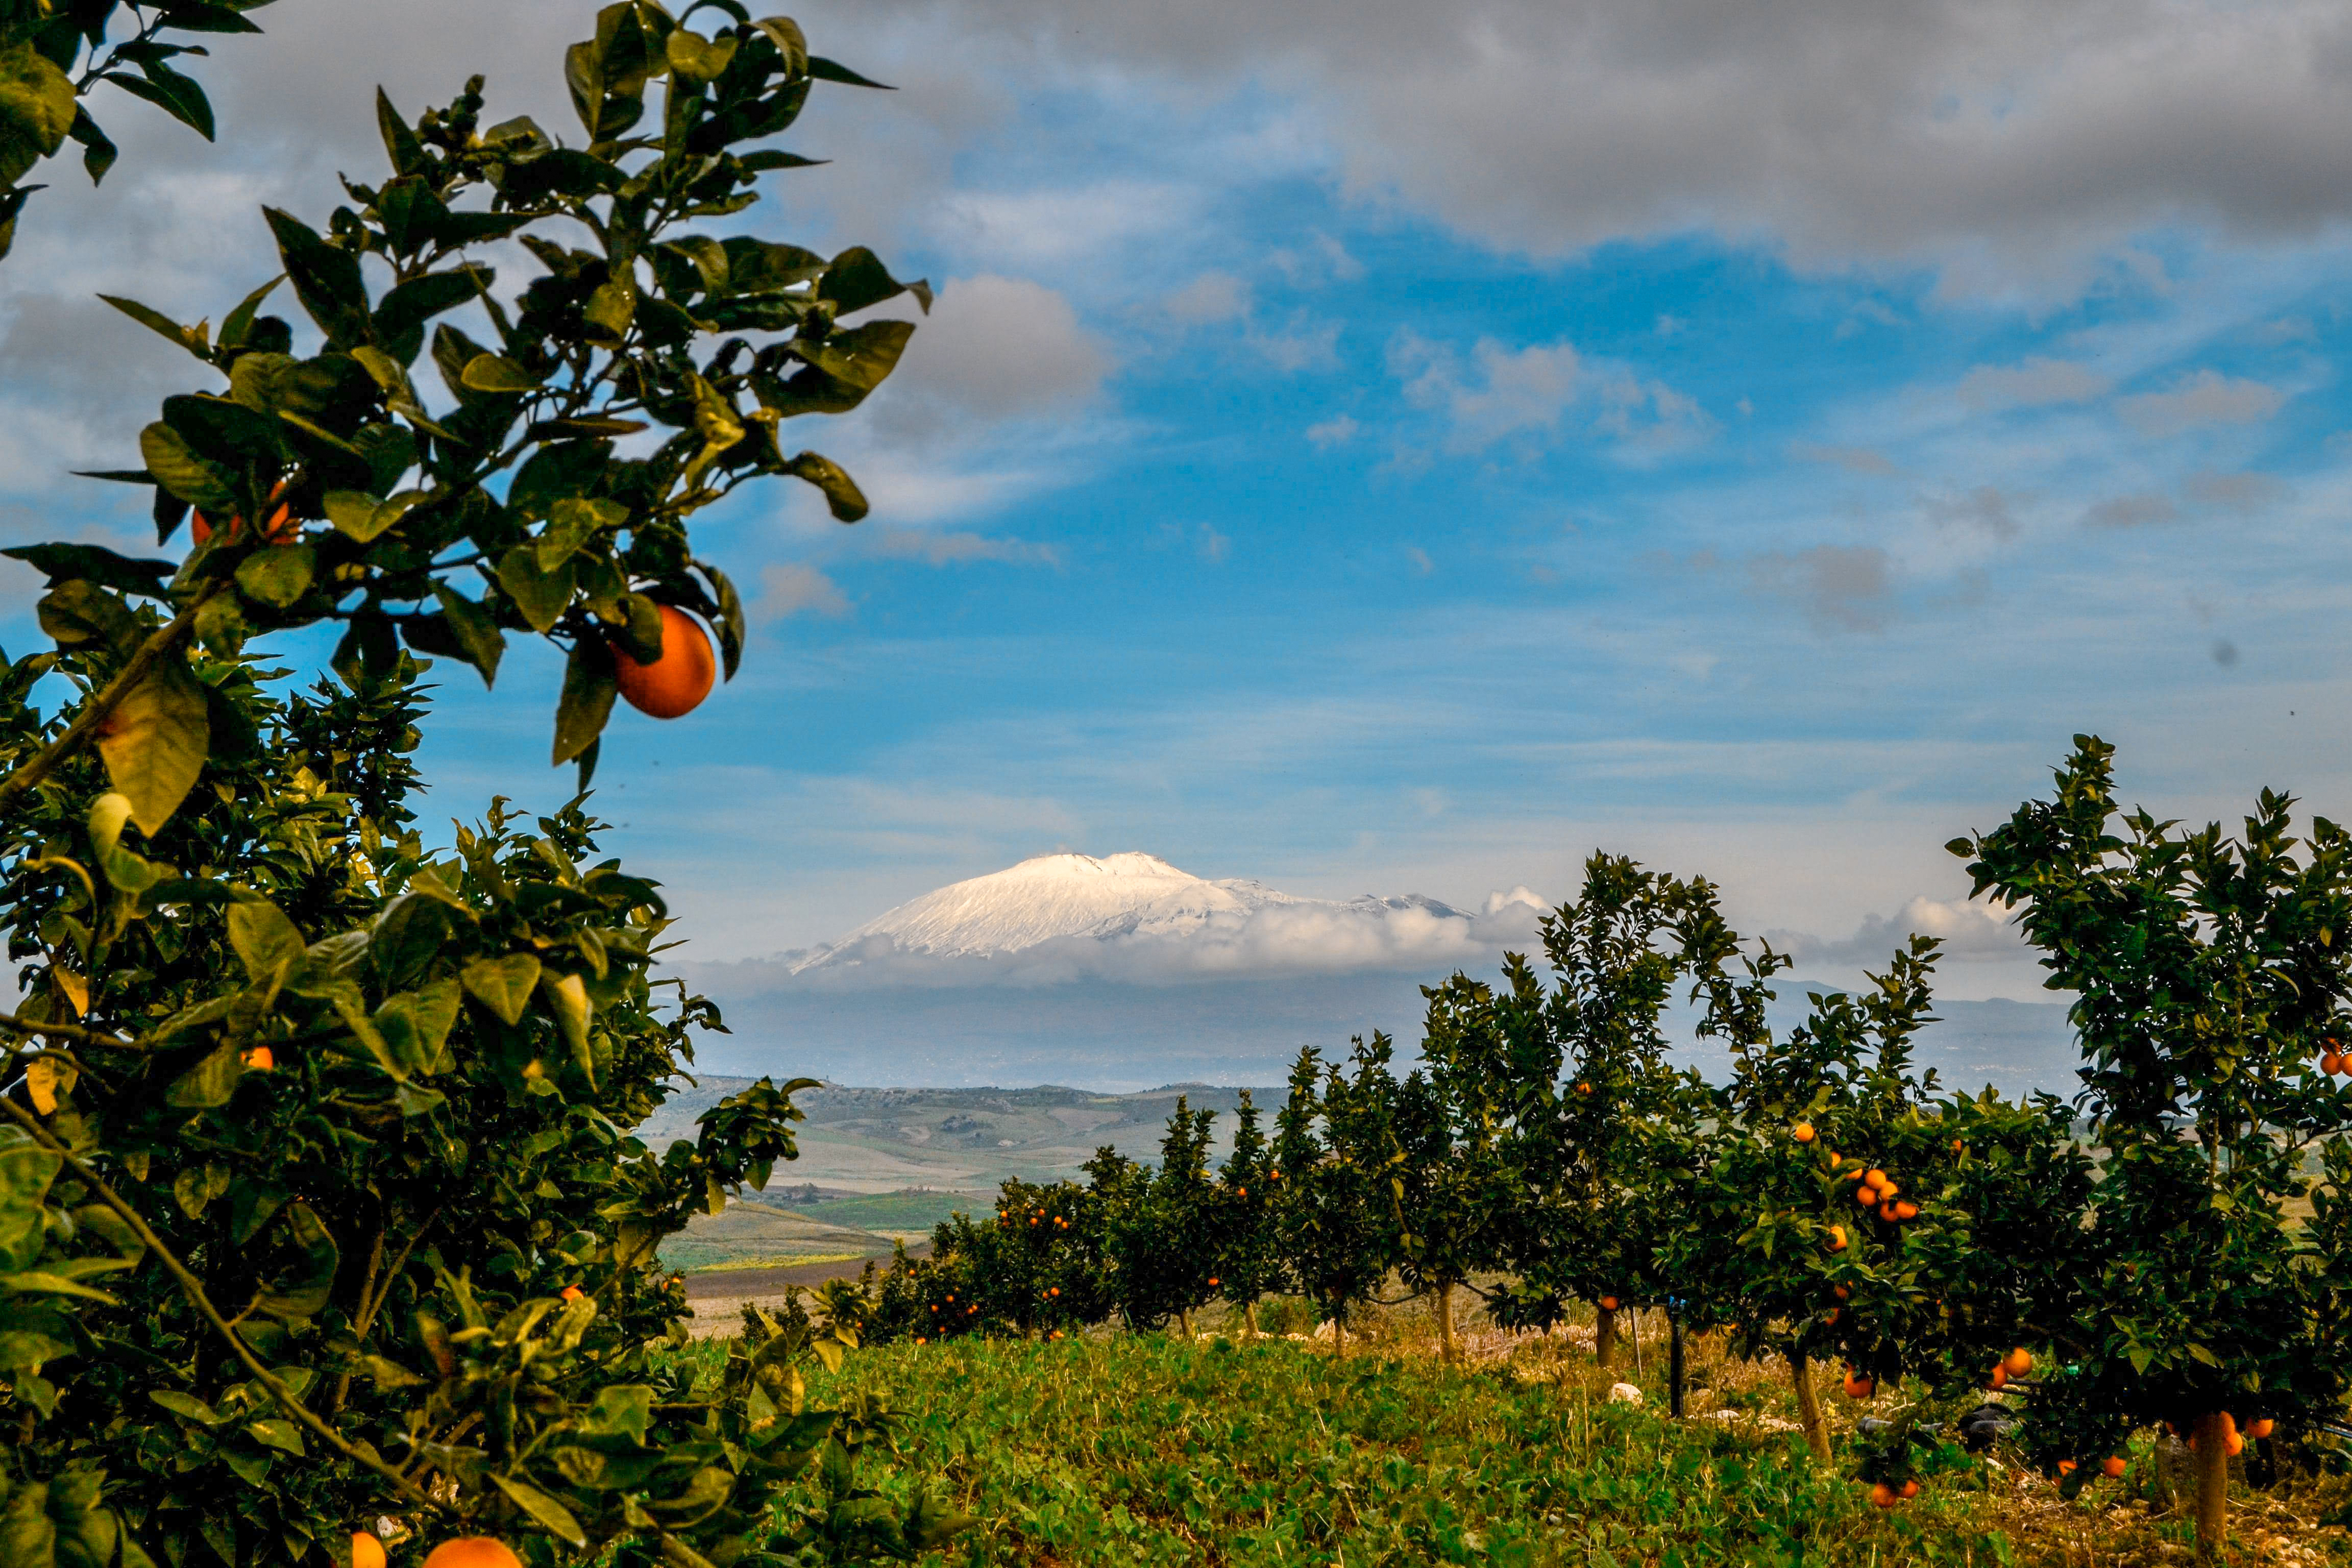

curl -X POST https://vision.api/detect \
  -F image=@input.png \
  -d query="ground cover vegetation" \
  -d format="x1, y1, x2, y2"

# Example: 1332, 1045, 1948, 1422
0, 3, 974, 1565
846, 753, 2352, 1563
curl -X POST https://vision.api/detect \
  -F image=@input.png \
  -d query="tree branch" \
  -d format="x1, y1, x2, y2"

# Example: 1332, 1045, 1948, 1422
0, 1093, 447, 1515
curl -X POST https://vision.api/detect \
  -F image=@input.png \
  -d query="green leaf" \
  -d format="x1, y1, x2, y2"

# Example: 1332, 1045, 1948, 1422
375, 265, 493, 361
148, 1390, 222, 1425
139, 421, 236, 512
263, 207, 372, 348
95, 653, 210, 836
491, 1476, 585, 1547
539, 969, 594, 1077
245, 1419, 305, 1457
461, 352, 541, 394
818, 246, 929, 315
108, 58, 215, 141
537, 496, 624, 572
785, 451, 869, 523
696, 561, 744, 680
664, 29, 738, 85
166, 1043, 243, 1109
551, 642, 616, 767
0, 1143, 62, 1273
38, 581, 136, 651
0, 42, 78, 184
2, 544, 175, 597
432, 583, 506, 688
376, 87, 426, 176
67, 104, 118, 184
97, 293, 203, 355
462, 955, 542, 1025
806, 55, 894, 90
497, 545, 575, 634
228, 900, 304, 985
323, 489, 424, 544
255, 1201, 338, 1318
233, 544, 316, 609
219, 275, 286, 353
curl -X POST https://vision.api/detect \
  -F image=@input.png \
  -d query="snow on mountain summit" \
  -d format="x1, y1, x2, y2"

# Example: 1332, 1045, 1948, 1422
786, 851, 1521, 981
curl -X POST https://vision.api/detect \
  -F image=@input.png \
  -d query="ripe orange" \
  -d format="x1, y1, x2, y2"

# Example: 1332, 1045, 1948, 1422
1048, 1286, 1060, 1297
2002, 1346, 2032, 1378
1899, 1479, 1920, 1500
1864, 1168, 1889, 1189
1894, 1200, 1919, 1220
353, 1533, 387, 1568
559, 1286, 584, 1302
611, 605, 717, 720
191, 481, 300, 549
1869, 1481, 1897, 1508
2102, 1455, 2127, 1478
1793, 1122, 1816, 1143
242, 1045, 275, 1071
2056, 1459, 2075, 1476
1575, 1082, 1594, 1096
1827, 1224, 1849, 1253
2324, 1053, 2344, 1075
1951, 1138, 1964, 1153
1989, 1364, 2008, 1391
1832, 1284, 1850, 1300
1842, 1369, 1874, 1399
915, 1336, 926, 1345
1207, 1277, 1219, 1288
1878, 1201, 1899, 1223
1598, 1295, 1620, 1312
1236, 1187, 1246, 1197
2248, 1417, 2275, 1439
1857, 1187, 1880, 1209
1876, 1179, 1899, 1199
422, 1540, 523, 1568
1824, 1307, 1841, 1325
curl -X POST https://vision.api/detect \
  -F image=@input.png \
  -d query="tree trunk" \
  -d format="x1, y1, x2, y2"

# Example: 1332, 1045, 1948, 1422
1435, 1282, 1458, 1364
1595, 1304, 1618, 1372
1179, 1307, 1193, 1342
1242, 1300, 1258, 1341
1789, 1352, 1832, 1465
1332, 1310, 1345, 1360
1668, 1314, 1685, 1418
2192, 1412, 2231, 1563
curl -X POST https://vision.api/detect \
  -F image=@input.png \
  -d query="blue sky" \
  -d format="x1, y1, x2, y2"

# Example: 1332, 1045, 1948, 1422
7, 0, 2352, 1015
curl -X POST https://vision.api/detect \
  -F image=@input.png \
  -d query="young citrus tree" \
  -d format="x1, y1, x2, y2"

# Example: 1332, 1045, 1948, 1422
1951, 737, 2352, 1560
1092, 1096, 1220, 1337
1271, 1039, 1403, 1357
0, 5, 966, 1562
1210, 1089, 1282, 1338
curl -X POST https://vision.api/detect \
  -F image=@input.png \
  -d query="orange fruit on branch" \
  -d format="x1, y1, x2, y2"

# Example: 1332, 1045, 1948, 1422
1842, 1368, 1874, 1399
1899, 1479, 1920, 1499
2002, 1346, 2032, 1378
1832, 1284, 1850, 1300
1878, 1201, 1900, 1223
1598, 1295, 1620, 1312
559, 1285, 584, 1302
1869, 1481, 1897, 1508
1793, 1122, 1816, 1143
191, 480, 300, 548
1827, 1224, 1848, 1252
611, 605, 718, 719
2102, 1455, 2127, 1478
352, 1534, 387, 1568
241, 1045, 274, 1071
1893, 1200, 1919, 1220
1988, 1364, 2008, 1391
1864, 1169, 1889, 1189
2247, 1417, 2274, 1439
422, 1540, 523, 1568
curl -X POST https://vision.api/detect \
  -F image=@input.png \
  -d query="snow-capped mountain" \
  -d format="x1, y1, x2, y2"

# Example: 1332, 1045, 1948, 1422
787, 851, 1529, 981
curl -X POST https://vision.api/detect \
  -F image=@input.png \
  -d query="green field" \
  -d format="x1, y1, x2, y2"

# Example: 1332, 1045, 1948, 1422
660, 1316, 2352, 1567
798, 1189, 981, 1238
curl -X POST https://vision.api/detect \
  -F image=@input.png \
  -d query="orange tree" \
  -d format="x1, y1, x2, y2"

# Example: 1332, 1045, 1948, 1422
1209, 1089, 1281, 1338
1095, 1096, 1220, 1338
0, 5, 968, 1563
1951, 737, 2352, 1560
912, 1179, 1100, 1340
1270, 1038, 1403, 1356
1666, 889, 2099, 1485
1447, 855, 1709, 1371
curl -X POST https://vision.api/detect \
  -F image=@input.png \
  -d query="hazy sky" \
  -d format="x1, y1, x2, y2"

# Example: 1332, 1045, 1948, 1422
8, 0, 2352, 1006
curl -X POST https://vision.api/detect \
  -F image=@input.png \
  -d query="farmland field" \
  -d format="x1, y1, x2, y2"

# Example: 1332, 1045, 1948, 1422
670, 1302, 2352, 1567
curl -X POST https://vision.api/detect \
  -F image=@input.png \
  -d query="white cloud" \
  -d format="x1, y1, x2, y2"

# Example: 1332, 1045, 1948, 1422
2117, 370, 2287, 434
1746, 545, 1895, 633
1164, 272, 1251, 324
1306, 414, 1360, 448
1393, 332, 1581, 451
1955, 357, 2112, 410
2183, 470, 2288, 509
2080, 492, 2178, 529
1925, 486, 2021, 538
756, 564, 851, 621
1772, 895, 2024, 968
875, 274, 1110, 422
868, 529, 1061, 567
1793, 443, 1901, 477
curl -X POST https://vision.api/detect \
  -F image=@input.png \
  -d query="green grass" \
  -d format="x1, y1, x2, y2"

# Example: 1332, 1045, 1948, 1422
798, 1190, 978, 1237
727, 1334, 2029, 1567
